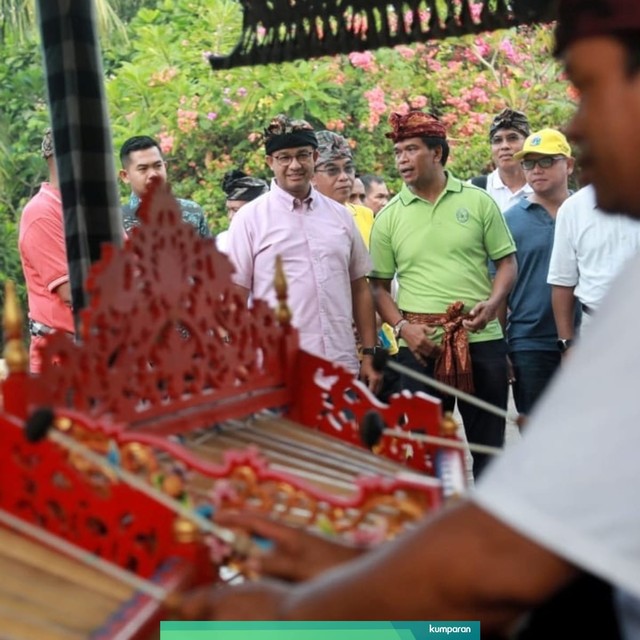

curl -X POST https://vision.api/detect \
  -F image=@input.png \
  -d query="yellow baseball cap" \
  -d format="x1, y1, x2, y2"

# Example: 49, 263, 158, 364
514, 128, 572, 160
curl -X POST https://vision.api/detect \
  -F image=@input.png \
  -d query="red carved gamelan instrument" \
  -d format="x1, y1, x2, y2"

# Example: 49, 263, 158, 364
0, 181, 467, 639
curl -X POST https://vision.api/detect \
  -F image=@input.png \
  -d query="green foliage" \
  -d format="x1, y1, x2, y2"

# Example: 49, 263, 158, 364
0, 213, 25, 328
0, 0, 578, 299
0, 36, 47, 315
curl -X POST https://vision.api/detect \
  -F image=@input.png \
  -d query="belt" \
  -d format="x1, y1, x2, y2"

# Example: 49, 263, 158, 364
29, 319, 73, 338
29, 319, 56, 337
581, 304, 594, 316
401, 301, 474, 394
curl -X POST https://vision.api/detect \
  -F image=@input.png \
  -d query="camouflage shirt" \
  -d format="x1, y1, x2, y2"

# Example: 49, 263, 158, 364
122, 193, 211, 238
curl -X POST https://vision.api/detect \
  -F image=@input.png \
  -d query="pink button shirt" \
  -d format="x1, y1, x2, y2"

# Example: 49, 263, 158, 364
19, 183, 74, 372
227, 180, 372, 373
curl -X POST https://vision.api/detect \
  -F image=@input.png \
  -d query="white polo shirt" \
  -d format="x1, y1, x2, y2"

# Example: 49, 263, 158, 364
474, 252, 640, 635
486, 168, 533, 212
547, 185, 640, 311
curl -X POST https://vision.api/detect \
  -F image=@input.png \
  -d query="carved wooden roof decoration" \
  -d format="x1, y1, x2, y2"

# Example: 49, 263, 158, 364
209, 0, 557, 70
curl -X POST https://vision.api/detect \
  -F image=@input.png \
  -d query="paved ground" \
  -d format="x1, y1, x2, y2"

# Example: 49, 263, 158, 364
453, 386, 520, 485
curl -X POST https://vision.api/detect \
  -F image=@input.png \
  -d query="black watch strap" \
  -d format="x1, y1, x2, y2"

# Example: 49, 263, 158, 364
557, 338, 573, 353
362, 346, 384, 356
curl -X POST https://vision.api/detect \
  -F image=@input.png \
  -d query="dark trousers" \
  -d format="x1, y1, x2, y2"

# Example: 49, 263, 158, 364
376, 353, 402, 404
510, 350, 561, 416
397, 339, 508, 479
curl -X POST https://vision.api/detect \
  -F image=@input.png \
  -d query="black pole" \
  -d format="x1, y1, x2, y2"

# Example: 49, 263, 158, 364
36, 0, 123, 329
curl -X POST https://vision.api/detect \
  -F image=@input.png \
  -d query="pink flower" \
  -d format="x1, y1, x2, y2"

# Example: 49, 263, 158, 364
474, 37, 491, 58
499, 38, 524, 64
395, 45, 415, 60
409, 95, 428, 109
207, 112, 218, 120
363, 86, 387, 130
177, 108, 198, 134
158, 132, 174, 154
348, 51, 376, 72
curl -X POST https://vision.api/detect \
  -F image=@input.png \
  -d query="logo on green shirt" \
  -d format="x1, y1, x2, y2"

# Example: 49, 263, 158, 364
455, 207, 470, 223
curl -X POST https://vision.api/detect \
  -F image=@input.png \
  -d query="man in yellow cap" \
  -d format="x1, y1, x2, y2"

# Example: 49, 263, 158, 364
502, 128, 578, 416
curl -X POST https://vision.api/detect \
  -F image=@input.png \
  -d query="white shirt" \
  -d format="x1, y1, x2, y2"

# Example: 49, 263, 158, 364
473, 252, 640, 635
216, 229, 229, 254
547, 185, 640, 310
486, 168, 533, 212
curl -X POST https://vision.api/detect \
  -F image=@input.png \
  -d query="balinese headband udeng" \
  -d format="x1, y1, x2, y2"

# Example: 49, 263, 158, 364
385, 111, 447, 142
222, 169, 269, 202
264, 114, 318, 155
489, 108, 530, 140
315, 130, 353, 166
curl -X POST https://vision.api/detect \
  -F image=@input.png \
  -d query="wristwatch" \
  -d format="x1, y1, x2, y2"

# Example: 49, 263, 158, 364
557, 338, 573, 353
361, 346, 384, 356
393, 318, 409, 339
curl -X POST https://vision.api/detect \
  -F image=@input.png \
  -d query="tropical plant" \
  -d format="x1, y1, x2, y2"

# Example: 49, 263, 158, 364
0, 0, 577, 312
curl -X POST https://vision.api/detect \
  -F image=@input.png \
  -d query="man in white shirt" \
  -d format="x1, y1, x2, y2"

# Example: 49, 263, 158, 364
471, 108, 533, 212
548, 183, 640, 351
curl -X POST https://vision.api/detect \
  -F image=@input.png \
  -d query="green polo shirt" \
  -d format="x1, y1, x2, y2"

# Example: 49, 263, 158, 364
369, 173, 516, 343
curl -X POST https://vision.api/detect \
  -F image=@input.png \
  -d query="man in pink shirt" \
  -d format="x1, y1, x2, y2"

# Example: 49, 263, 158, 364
18, 129, 74, 373
227, 114, 381, 392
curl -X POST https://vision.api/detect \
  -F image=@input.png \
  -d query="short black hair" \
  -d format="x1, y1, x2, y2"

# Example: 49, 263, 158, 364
422, 136, 450, 166
360, 174, 386, 193
119, 135, 161, 167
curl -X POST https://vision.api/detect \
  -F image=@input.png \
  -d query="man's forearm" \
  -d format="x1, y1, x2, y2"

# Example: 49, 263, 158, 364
552, 285, 577, 339
351, 277, 378, 348
280, 501, 577, 632
55, 281, 72, 307
370, 278, 403, 327
488, 254, 517, 309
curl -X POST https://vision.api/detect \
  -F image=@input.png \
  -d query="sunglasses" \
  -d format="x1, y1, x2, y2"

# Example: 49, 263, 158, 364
521, 156, 566, 170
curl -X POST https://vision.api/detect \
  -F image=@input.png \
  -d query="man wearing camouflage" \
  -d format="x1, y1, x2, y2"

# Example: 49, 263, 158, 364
118, 135, 210, 237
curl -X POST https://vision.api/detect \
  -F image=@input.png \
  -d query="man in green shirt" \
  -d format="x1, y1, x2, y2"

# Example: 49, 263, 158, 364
369, 111, 517, 478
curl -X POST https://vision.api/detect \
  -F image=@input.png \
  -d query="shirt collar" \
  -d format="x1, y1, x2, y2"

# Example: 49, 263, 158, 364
399, 171, 462, 205
270, 178, 315, 212
490, 170, 533, 195
127, 192, 141, 211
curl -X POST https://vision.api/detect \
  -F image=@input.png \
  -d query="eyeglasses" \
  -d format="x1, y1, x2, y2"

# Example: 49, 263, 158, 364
271, 150, 315, 166
521, 156, 566, 170
315, 164, 356, 178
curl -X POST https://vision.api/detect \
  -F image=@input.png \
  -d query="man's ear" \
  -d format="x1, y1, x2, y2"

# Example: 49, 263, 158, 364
265, 155, 274, 171
119, 168, 130, 184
